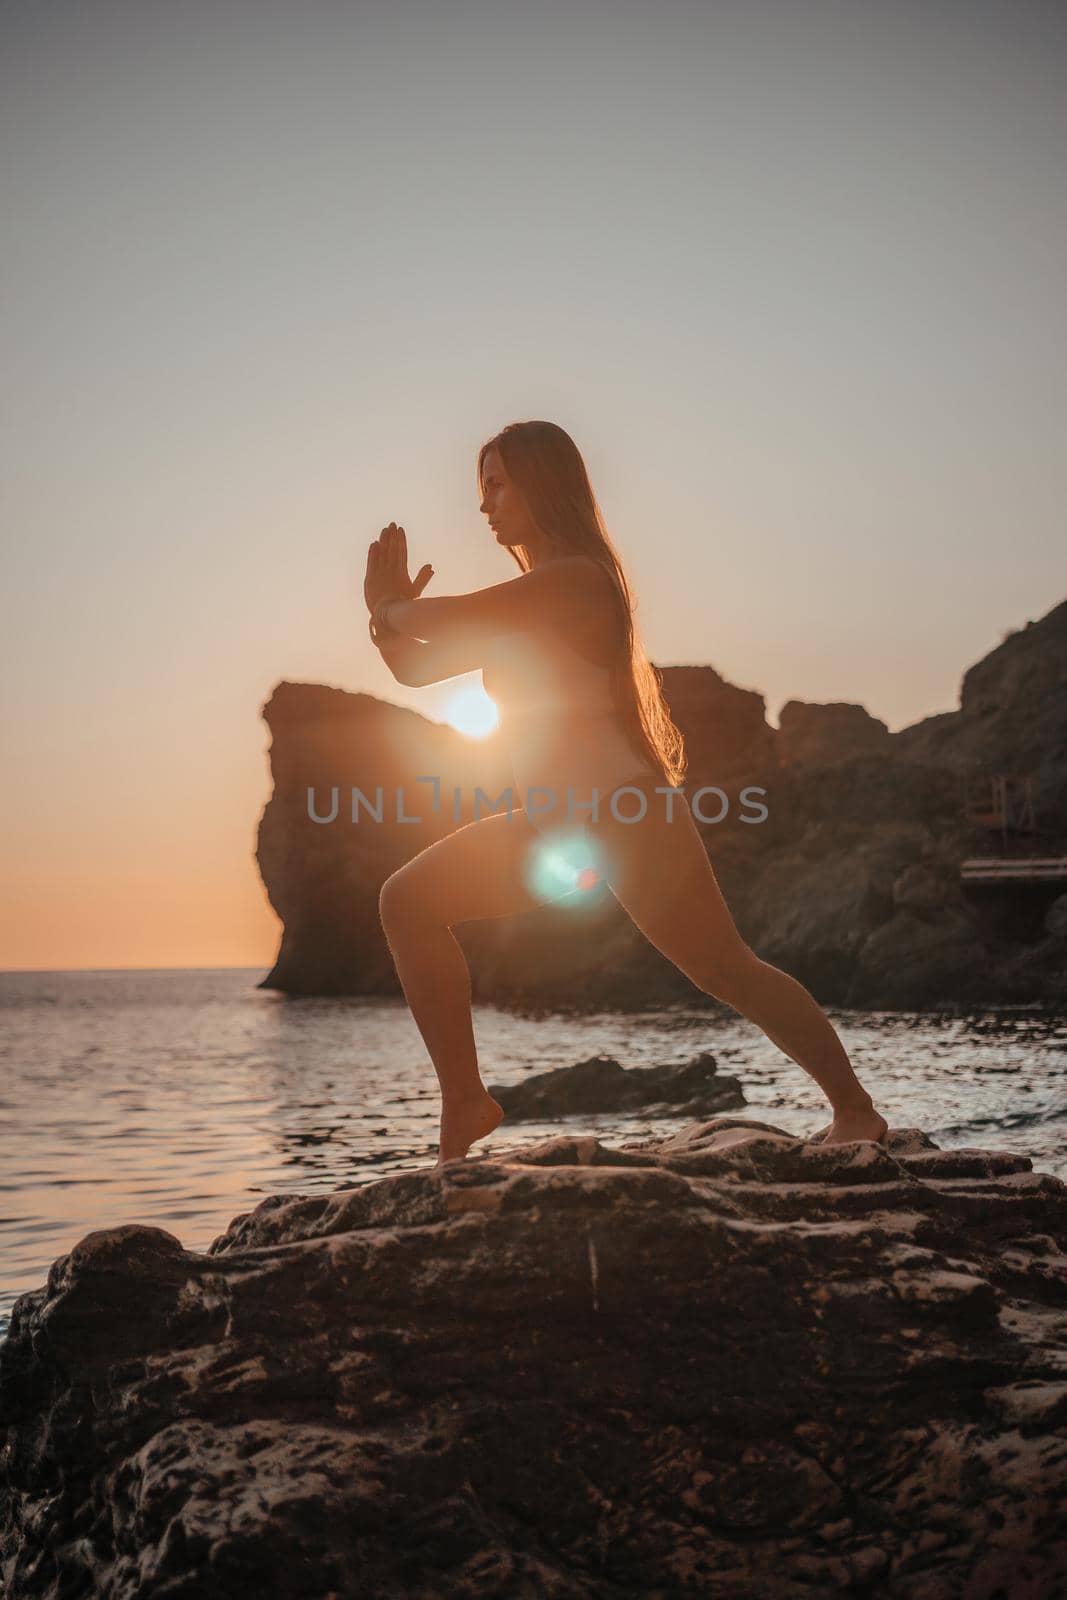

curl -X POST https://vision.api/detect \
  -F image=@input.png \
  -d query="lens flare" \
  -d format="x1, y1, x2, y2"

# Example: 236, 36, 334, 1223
522, 825, 608, 905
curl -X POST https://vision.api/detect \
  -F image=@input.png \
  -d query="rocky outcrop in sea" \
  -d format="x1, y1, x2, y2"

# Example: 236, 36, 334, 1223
3, 1120, 1065, 1597
486, 1051, 745, 1119
255, 595, 1067, 1006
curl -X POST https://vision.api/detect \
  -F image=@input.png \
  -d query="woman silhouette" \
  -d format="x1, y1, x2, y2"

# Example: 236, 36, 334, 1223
364, 420, 888, 1166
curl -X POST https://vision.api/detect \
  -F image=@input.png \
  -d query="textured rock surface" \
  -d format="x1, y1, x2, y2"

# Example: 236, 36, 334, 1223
3, 1120, 1067, 1598
776, 699, 891, 770
487, 1051, 745, 1119
894, 599, 1067, 835
255, 596, 1067, 1007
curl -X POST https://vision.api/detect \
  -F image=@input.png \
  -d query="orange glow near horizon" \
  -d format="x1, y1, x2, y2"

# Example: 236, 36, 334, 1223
4, 4, 1064, 972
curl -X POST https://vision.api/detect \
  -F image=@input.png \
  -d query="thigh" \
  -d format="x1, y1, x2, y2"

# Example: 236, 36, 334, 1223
381, 806, 572, 927
582, 775, 750, 978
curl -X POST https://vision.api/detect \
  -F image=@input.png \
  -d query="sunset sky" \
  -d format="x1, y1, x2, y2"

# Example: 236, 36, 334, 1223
2, 0, 1064, 971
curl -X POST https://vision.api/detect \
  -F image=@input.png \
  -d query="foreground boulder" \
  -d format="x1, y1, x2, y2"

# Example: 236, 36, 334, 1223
3, 1119, 1066, 1598
487, 1051, 745, 1119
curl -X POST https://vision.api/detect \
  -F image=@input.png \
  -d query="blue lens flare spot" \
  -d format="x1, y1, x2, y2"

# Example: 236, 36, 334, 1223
523, 826, 607, 905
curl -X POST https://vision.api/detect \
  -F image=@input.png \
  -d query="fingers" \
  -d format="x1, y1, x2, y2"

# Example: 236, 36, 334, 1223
373, 522, 413, 588
374, 522, 406, 574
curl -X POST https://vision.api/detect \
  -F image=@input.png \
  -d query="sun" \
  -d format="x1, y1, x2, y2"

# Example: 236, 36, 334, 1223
443, 685, 499, 738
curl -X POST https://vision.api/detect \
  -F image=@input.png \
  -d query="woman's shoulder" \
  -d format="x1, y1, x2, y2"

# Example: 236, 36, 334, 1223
566, 553, 615, 589
550, 553, 620, 609
546, 555, 626, 666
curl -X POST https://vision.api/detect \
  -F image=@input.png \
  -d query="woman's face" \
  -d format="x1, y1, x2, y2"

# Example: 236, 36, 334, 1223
479, 447, 538, 550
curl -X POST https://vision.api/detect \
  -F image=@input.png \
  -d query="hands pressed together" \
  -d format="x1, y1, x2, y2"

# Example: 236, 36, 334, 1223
364, 524, 434, 642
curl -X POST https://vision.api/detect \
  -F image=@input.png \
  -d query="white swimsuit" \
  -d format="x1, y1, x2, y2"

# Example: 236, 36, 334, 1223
482, 630, 657, 836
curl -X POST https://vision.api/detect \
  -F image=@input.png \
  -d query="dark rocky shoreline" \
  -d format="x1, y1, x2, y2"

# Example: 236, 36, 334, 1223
254, 597, 1067, 1009
3, 1117, 1066, 1597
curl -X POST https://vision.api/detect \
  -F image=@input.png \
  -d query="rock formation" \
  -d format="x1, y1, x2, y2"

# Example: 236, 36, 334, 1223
776, 699, 891, 769
3, 1120, 1066, 1597
894, 601, 1067, 835
487, 1051, 745, 1119
255, 595, 1067, 1006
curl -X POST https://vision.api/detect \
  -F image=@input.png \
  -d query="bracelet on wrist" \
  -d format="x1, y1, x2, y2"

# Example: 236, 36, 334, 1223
369, 598, 401, 645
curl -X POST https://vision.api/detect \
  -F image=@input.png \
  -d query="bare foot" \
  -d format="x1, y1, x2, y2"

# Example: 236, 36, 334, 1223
808, 1106, 889, 1147
436, 1091, 505, 1167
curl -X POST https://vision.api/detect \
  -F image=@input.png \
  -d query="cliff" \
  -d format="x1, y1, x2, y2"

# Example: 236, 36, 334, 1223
3, 1120, 1066, 1597
255, 596, 1067, 1006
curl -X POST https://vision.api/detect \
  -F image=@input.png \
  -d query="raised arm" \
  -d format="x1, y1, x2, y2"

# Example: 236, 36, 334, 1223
374, 631, 487, 687
365, 522, 483, 683
381, 555, 610, 644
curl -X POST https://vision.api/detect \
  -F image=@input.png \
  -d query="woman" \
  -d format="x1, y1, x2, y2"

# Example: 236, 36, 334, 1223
364, 420, 888, 1166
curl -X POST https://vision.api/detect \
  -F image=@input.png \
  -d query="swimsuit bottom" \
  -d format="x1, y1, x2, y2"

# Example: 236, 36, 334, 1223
504, 711, 658, 837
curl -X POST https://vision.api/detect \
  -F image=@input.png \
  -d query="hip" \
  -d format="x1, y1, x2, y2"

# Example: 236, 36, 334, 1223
505, 720, 659, 833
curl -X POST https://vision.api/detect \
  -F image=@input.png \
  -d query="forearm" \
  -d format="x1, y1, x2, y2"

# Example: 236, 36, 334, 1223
377, 597, 424, 639
378, 593, 492, 644
374, 632, 426, 686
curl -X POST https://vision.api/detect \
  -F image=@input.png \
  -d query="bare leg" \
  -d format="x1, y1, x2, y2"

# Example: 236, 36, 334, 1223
378, 904, 503, 1164
585, 781, 888, 1147
717, 956, 887, 1145
377, 809, 547, 1166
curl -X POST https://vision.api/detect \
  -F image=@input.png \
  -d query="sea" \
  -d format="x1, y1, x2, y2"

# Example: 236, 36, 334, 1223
2, 967, 1065, 1339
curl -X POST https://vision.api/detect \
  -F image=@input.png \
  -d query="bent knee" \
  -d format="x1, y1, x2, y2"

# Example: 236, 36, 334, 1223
378, 866, 452, 932
378, 870, 418, 929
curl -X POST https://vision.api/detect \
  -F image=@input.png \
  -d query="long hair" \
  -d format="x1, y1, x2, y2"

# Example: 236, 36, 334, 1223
477, 420, 687, 789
